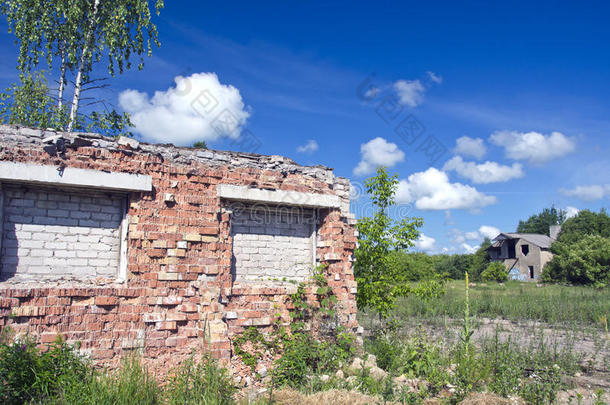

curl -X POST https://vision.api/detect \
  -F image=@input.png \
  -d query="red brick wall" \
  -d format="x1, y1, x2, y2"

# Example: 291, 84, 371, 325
0, 127, 358, 373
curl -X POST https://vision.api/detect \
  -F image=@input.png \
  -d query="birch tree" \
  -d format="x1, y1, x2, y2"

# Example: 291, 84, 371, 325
0, 0, 163, 132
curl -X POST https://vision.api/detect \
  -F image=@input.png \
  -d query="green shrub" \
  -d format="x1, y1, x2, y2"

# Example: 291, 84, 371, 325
519, 370, 563, 405
0, 332, 163, 405
165, 354, 235, 405
364, 331, 448, 395
543, 235, 610, 287
272, 331, 355, 388
481, 262, 508, 283
0, 335, 92, 405
452, 347, 489, 403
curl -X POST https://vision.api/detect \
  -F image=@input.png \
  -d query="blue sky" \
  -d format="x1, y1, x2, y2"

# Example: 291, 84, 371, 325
1, 1, 609, 253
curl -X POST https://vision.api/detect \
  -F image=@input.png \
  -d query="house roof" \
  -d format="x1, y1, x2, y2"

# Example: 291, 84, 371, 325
493, 233, 554, 249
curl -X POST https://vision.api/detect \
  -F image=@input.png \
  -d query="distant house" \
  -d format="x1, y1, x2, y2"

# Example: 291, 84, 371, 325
487, 226, 561, 281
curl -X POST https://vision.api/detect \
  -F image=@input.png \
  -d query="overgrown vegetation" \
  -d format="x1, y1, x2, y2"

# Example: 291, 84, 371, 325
165, 354, 236, 405
344, 276, 586, 404
0, 329, 233, 405
232, 264, 356, 390
192, 141, 208, 149
0, 334, 93, 405
2, 279, 606, 404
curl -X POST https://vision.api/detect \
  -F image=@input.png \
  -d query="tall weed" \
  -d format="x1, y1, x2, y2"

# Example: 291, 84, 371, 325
165, 354, 236, 405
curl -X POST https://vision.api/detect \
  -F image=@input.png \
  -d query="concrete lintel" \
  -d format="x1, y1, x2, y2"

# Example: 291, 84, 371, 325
0, 162, 152, 192
217, 184, 340, 208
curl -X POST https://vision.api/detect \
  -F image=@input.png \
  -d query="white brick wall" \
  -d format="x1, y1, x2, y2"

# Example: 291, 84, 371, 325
231, 208, 314, 282
0, 185, 123, 281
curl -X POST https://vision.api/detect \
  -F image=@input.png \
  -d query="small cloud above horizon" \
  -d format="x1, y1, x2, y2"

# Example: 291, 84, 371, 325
565, 206, 580, 218
353, 137, 405, 176
560, 184, 610, 201
490, 130, 576, 165
415, 233, 437, 253
393, 79, 426, 107
453, 136, 487, 160
427, 71, 443, 84
296, 139, 319, 153
443, 156, 525, 184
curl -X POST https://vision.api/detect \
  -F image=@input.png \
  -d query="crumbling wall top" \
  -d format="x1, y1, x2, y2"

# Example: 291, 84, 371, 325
0, 125, 349, 188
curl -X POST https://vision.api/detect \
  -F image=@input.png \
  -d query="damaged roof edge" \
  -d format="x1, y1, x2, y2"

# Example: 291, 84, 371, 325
0, 125, 348, 186
491, 232, 554, 249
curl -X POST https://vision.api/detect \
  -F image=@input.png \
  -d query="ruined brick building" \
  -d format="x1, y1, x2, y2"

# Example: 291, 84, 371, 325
0, 125, 358, 368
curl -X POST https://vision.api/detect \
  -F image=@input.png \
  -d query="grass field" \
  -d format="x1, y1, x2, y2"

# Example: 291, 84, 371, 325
391, 280, 610, 329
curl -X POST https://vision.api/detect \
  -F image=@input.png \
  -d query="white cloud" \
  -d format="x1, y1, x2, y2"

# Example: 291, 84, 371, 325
489, 130, 576, 165
415, 233, 436, 253
364, 86, 380, 99
560, 184, 610, 201
450, 225, 499, 247
454, 235, 465, 244
479, 225, 500, 240
427, 71, 443, 84
448, 229, 466, 244
465, 231, 480, 240
443, 156, 524, 184
353, 137, 405, 176
395, 168, 497, 211
453, 136, 487, 160
119, 72, 250, 145
461, 243, 479, 254
296, 139, 318, 153
565, 206, 580, 219
393, 80, 425, 107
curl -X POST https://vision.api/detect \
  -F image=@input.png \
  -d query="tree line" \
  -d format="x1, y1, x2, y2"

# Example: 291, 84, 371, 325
379, 206, 610, 289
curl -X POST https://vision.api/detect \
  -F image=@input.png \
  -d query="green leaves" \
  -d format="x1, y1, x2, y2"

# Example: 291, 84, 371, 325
543, 209, 610, 287
0, 0, 163, 133
481, 261, 508, 283
0, 71, 61, 129
354, 166, 425, 318
1, 0, 163, 76
0, 72, 133, 137
543, 234, 610, 287
192, 141, 208, 149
